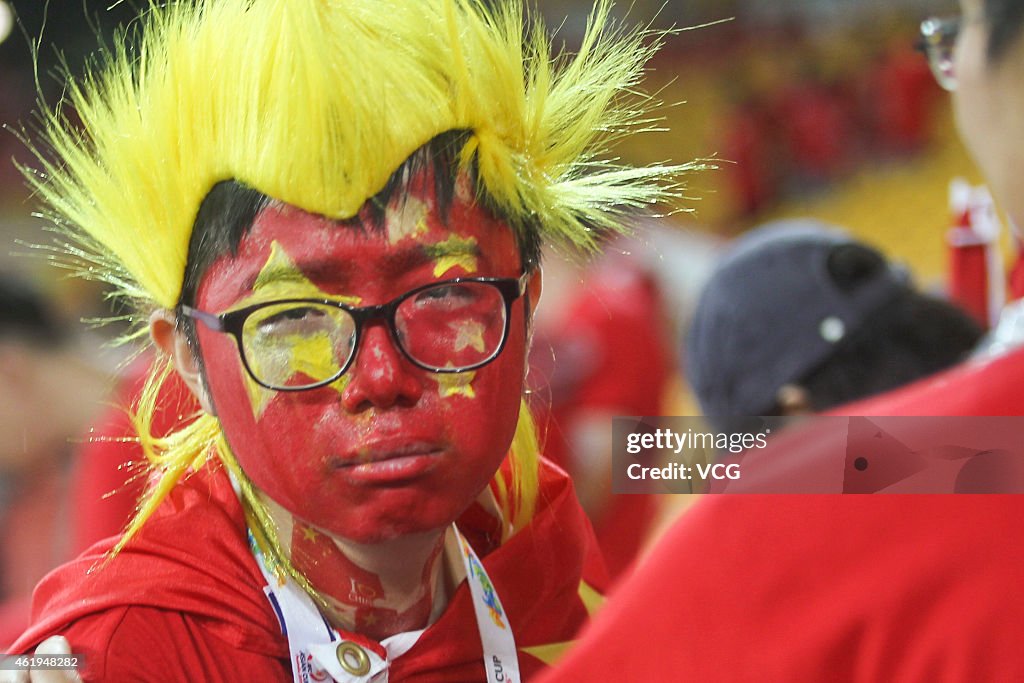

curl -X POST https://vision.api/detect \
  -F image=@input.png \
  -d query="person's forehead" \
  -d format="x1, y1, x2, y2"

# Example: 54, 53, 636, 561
242, 211, 487, 278
196, 190, 521, 309
242, 199, 518, 263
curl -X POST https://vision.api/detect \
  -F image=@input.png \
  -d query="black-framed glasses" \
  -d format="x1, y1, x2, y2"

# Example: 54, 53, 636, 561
181, 272, 530, 392
916, 16, 961, 91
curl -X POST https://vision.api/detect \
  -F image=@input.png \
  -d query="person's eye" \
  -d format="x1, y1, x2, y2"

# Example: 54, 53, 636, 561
418, 284, 476, 303
256, 306, 329, 333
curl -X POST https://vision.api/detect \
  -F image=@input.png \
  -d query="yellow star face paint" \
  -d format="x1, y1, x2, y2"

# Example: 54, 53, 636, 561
233, 241, 360, 417
450, 320, 487, 354
432, 369, 477, 399
427, 235, 479, 278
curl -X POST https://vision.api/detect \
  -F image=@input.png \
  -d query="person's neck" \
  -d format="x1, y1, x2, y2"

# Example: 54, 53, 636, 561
263, 496, 451, 641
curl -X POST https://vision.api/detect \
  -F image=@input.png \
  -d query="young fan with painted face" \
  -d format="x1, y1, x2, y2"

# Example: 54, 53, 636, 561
8, 1, 686, 681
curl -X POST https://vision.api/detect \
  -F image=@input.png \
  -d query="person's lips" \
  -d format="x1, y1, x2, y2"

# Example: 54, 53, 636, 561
331, 440, 445, 484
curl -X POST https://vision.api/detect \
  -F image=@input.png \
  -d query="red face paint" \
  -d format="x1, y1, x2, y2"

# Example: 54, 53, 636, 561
194, 169, 527, 543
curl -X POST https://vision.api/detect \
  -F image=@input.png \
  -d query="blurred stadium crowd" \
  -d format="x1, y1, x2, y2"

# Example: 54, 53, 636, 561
2, 0, 1018, 675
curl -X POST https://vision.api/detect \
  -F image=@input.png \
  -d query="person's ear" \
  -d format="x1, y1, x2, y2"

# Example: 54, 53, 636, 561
776, 383, 812, 416
526, 267, 542, 320
149, 309, 215, 414
522, 267, 543, 348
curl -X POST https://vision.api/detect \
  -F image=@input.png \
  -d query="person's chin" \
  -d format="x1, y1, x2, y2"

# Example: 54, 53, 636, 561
336, 519, 454, 545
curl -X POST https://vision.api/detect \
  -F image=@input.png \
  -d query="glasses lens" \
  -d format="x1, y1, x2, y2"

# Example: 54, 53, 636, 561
921, 17, 960, 91
242, 302, 356, 389
396, 282, 508, 370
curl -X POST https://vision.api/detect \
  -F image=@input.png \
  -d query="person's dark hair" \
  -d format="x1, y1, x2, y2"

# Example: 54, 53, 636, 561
984, 0, 1024, 63
178, 183, 269, 317
782, 289, 983, 413
0, 275, 68, 348
176, 129, 542, 353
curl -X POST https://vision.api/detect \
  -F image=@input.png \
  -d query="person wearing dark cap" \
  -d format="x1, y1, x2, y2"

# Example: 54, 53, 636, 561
535, 229, 1024, 682
686, 220, 982, 432
535, 3, 1024, 680
537, 8, 1024, 666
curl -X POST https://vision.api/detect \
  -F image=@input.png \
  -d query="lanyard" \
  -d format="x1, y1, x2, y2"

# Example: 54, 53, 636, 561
251, 526, 520, 683
454, 528, 520, 683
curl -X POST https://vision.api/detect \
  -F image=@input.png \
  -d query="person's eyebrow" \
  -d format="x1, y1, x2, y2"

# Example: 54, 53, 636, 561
245, 260, 345, 293
375, 239, 481, 274
422, 236, 480, 261
241, 239, 483, 293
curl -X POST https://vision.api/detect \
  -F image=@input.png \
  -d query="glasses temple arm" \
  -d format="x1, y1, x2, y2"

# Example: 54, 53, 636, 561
180, 305, 225, 332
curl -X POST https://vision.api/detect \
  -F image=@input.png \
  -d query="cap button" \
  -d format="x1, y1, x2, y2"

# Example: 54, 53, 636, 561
819, 316, 846, 343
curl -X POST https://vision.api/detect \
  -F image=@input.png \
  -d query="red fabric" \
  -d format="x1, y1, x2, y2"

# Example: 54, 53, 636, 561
540, 351, 1024, 681
70, 354, 198, 556
837, 345, 1024, 417
530, 257, 671, 581
12, 458, 604, 682
947, 241, 992, 328
1008, 246, 1024, 302
539, 495, 1024, 683
709, 351, 1024, 494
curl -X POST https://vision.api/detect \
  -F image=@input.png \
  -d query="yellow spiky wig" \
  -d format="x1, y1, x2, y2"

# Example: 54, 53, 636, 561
25, 0, 688, 595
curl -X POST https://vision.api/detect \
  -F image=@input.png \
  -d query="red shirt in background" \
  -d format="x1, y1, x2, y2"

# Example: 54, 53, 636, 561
530, 254, 674, 582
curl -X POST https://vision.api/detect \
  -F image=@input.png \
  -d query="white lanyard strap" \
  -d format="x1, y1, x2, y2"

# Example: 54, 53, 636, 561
252, 533, 398, 683
251, 526, 519, 683
455, 528, 521, 683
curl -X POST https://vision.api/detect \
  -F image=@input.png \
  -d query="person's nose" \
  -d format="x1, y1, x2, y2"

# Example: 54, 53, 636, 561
340, 322, 423, 412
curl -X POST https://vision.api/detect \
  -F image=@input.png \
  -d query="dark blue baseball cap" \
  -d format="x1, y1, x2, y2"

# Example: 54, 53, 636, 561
685, 220, 910, 423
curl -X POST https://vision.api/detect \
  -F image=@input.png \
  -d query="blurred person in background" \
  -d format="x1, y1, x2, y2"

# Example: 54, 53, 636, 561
530, 240, 675, 583
529, 218, 721, 582
537, 2, 1024, 680
948, 0, 1024, 227
0, 274, 112, 645
864, 32, 941, 157
838, 0, 1024, 417
684, 221, 1002, 496
64, 353, 196, 560
687, 219, 982, 436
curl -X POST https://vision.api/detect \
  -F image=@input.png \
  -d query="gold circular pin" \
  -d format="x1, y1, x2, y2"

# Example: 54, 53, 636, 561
336, 641, 372, 676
